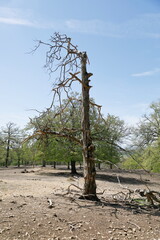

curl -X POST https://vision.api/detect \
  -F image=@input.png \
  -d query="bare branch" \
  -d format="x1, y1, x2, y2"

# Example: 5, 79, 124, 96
24, 129, 82, 146
69, 72, 91, 89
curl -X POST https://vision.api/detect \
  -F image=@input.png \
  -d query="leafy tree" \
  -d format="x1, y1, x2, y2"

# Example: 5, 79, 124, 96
134, 101, 160, 147
123, 100, 160, 172
1, 122, 20, 167
93, 114, 128, 168
0, 133, 5, 166
28, 96, 82, 172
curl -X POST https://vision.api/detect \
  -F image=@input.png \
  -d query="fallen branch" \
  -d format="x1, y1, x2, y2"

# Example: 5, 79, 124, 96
127, 221, 141, 230
136, 189, 160, 205
67, 184, 83, 194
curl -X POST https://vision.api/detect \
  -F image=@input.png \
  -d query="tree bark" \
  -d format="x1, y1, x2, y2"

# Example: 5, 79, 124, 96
81, 52, 98, 200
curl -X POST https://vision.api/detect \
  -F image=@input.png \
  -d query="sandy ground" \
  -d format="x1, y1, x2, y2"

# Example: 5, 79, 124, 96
0, 166, 160, 240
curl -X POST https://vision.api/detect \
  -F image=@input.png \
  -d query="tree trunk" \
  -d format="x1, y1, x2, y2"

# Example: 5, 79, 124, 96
53, 161, 56, 169
81, 52, 98, 200
42, 160, 46, 167
5, 139, 10, 168
70, 160, 77, 175
109, 163, 113, 169
67, 162, 70, 169
17, 155, 20, 168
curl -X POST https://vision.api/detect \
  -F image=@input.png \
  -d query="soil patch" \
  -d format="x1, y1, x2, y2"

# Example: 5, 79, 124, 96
0, 167, 160, 240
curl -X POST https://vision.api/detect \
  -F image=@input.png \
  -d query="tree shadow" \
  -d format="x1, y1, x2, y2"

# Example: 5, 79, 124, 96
38, 171, 83, 178
96, 173, 146, 185
38, 169, 156, 186
72, 197, 160, 217
101, 200, 160, 217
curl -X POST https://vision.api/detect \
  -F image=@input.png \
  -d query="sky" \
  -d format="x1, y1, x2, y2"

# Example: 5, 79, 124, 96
0, 0, 160, 128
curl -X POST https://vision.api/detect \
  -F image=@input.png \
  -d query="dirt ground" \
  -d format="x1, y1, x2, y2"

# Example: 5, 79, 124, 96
0, 166, 160, 240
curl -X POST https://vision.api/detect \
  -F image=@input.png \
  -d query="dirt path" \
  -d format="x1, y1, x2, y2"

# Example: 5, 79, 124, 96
0, 167, 160, 240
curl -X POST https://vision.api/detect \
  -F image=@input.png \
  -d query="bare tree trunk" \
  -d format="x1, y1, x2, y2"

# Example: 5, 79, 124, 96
81, 52, 98, 200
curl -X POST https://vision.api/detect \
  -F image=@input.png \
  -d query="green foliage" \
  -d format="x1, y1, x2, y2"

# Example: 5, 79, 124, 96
141, 142, 160, 172
26, 95, 128, 167
94, 114, 128, 167
123, 143, 160, 172
122, 155, 142, 170
123, 100, 160, 172
0, 94, 129, 168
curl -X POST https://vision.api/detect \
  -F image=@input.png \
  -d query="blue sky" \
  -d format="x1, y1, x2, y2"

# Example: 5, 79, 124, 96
0, 0, 160, 128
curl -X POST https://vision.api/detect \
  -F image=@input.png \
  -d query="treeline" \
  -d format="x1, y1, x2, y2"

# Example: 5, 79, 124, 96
123, 101, 160, 172
0, 96, 160, 173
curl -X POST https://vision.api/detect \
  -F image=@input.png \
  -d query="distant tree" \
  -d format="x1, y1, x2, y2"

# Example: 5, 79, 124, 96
123, 100, 160, 172
0, 133, 5, 166
11, 130, 26, 167
134, 101, 160, 148
1, 122, 20, 167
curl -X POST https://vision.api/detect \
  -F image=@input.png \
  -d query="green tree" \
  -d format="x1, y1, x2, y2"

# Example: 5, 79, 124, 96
123, 100, 160, 172
1, 122, 20, 167
134, 101, 160, 147
94, 114, 128, 168
28, 95, 82, 173
0, 133, 5, 166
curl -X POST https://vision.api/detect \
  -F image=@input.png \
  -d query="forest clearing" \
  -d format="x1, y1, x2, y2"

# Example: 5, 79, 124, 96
1, 2, 160, 240
0, 166, 160, 240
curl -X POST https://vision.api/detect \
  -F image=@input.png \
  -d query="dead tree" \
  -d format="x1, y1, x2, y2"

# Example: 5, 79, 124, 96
32, 33, 101, 200
81, 52, 97, 199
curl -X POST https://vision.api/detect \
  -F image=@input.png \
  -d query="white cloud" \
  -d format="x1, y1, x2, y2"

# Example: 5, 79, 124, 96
0, 7, 160, 39
65, 19, 122, 38
0, 6, 38, 27
131, 68, 160, 77
0, 17, 35, 26
65, 13, 160, 39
